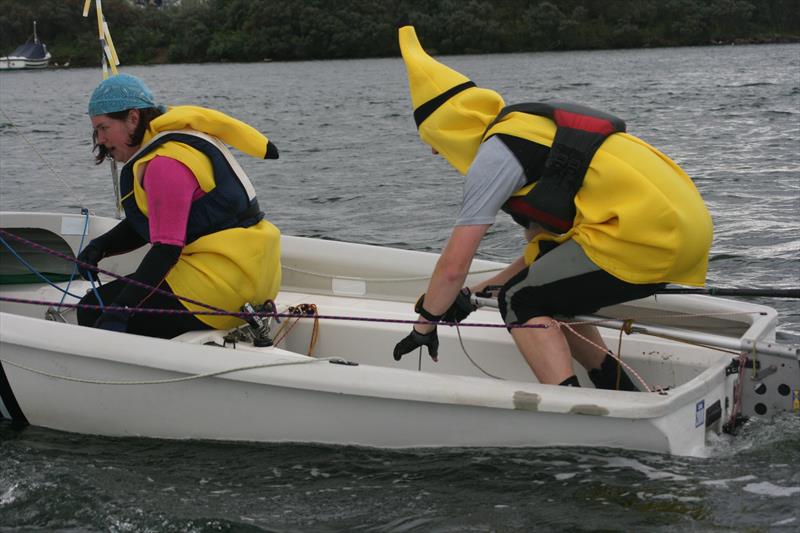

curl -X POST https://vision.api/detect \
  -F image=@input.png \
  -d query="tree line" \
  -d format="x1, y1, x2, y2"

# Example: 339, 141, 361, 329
1, 0, 797, 67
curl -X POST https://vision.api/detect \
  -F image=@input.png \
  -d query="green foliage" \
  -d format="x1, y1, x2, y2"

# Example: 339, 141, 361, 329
0, 0, 796, 67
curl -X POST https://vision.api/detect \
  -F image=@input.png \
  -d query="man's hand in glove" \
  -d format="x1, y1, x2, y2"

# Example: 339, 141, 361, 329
393, 327, 439, 362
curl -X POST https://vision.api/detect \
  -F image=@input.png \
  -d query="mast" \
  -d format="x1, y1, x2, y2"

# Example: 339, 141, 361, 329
83, 1, 123, 218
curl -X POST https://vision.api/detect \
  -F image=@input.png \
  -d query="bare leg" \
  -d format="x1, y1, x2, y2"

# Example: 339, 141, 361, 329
564, 324, 608, 371
509, 316, 574, 384
566, 323, 640, 391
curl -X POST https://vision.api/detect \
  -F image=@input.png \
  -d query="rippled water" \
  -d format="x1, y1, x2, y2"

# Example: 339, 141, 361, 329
1, 44, 799, 530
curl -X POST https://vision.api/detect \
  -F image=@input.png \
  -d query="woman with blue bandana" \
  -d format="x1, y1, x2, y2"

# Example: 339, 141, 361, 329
77, 73, 283, 338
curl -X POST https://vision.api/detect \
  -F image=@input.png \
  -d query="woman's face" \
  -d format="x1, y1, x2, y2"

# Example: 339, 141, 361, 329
90, 109, 140, 162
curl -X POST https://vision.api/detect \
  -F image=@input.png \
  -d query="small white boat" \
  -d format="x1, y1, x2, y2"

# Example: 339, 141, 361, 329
0, 21, 52, 70
1, 210, 798, 457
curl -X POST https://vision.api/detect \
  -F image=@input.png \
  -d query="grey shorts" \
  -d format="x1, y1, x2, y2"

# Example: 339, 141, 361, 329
498, 240, 665, 325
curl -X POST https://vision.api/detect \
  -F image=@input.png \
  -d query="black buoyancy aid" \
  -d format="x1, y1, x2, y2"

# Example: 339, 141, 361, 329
120, 131, 263, 244
488, 102, 626, 233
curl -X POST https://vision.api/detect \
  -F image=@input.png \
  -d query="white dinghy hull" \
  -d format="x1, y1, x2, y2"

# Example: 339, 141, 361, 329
1, 312, 732, 457
1, 212, 798, 457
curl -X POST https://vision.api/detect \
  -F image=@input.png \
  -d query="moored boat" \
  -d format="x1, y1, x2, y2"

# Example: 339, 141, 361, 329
0, 21, 52, 70
1, 210, 798, 457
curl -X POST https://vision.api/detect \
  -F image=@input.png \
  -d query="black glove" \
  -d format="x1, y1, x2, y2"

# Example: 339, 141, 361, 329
76, 242, 104, 281
441, 287, 476, 323
75, 219, 149, 282
393, 328, 439, 362
95, 308, 129, 333
416, 288, 476, 324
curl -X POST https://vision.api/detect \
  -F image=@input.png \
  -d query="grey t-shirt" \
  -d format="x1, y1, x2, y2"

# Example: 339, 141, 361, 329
455, 136, 527, 226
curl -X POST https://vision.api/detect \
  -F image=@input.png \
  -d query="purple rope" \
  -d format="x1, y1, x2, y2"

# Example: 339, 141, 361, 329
0, 228, 227, 313
0, 229, 551, 329
0, 295, 548, 329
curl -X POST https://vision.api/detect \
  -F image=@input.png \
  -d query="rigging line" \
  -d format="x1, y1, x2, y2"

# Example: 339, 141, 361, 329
86, 270, 105, 309
0, 230, 546, 329
0, 229, 229, 314
0, 295, 550, 329
0, 107, 87, 209
57, 209, 106, 310
730, 353, 747, 431
271, 304, 320, 354
81, 211, 107, 309
558, 320, 653, 393
0, 356, 334, 386
454, 324, 506, 380
0, 236, 85, 300
282, 264, 504, 282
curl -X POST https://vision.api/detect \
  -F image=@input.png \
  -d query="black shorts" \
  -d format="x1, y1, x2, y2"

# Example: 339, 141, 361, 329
77, 278, 213, 339
498, 240, 665, 325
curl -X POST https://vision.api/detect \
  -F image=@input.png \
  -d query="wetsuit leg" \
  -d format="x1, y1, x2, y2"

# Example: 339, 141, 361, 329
498, 240, 665, 326
497, 240, 663, 390
77, 279, 212, 339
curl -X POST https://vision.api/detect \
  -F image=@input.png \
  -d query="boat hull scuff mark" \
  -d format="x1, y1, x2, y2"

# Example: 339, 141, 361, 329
569, 404, 610, 416
513, 391, 541, 411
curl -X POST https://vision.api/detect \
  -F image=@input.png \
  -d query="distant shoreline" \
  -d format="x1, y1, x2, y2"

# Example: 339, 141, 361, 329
4, 0, 798, 68
5, 39, 795, 71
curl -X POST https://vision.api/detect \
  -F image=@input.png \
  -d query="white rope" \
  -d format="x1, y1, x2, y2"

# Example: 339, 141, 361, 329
557, 321, 654, 393
0, 356, 335, 386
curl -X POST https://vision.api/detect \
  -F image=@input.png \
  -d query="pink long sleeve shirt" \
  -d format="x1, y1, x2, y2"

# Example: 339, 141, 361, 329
142, 156, 206, 246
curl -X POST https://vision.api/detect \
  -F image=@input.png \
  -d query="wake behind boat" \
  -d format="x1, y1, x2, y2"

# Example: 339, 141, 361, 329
0, 21, 52, 70
1, 211, 798, 457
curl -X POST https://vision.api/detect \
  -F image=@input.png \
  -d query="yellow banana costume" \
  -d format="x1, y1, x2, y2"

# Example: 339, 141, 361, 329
399, 25, 712, 286
120, 105, 281, 329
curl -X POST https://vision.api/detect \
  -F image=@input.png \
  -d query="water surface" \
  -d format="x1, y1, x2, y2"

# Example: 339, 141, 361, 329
1, 44, 799, 531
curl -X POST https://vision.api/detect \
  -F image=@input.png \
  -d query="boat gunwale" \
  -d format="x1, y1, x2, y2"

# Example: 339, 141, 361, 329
0, 310, 732, 421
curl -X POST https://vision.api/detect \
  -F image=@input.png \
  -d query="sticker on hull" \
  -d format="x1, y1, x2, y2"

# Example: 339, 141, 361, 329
695, 399, 705, 428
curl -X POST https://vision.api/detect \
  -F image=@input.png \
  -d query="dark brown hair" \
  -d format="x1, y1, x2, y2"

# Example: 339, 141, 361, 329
92, 107, 164, 165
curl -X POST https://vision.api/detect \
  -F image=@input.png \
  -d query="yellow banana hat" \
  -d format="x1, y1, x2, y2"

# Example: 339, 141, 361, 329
399, 25, 505, 174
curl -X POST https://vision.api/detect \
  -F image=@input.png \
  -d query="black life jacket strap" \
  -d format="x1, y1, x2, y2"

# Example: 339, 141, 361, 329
490, 102, 626, 233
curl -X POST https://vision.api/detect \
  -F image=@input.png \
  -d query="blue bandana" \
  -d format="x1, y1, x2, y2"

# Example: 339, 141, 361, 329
88, 73, 162, 116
